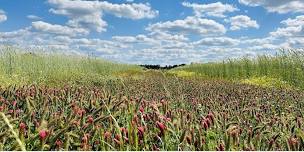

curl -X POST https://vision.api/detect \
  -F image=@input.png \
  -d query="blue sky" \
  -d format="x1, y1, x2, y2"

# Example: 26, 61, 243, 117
0, 0, 303, 65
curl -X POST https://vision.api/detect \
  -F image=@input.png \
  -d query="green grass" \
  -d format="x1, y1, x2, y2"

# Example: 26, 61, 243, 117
0, 46, 142, 87
171, 49, 304, 89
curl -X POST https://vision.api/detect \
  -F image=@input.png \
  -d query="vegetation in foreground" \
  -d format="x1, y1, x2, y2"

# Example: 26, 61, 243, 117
0, 47, 304, 150
0, 77, 304, 150
173, 49, 304, 89
0, 47, 141, 87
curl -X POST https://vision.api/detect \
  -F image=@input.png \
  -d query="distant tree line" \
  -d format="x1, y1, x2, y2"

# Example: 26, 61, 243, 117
139, 64, 186, 70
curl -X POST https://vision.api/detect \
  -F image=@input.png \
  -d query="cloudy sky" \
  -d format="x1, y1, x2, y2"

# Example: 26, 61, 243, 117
0, 0, 303, 65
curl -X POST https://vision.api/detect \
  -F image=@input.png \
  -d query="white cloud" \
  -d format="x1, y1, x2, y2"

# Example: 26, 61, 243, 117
0, 27, 31, 39
99, 2, 158, 19
225, 15, 259, 30
241, 37, 274, 45
27, 15, 42, 20
48, 0, 158, 32
270, 15, 304, 37
193, 37, 240, 46
182, 2, 238, 18
0, 10, 7, 23
239, 0, 304, 14
148, 32, 189, 42
112, 34, 160, 45
287, 38, 304, 47
146, 16, 226, 36
281, 15, 304, 26
32, 21, 89, 37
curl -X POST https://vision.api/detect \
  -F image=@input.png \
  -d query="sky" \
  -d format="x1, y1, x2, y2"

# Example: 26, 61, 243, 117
0, 0, 303, 65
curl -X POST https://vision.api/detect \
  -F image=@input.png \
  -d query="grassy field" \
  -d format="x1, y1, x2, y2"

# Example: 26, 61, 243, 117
0, 47, 304, 150
172, 50, 304, 89
0, 47, 142, 87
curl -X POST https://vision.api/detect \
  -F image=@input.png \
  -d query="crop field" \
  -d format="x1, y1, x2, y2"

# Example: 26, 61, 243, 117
0, 49, 304, 151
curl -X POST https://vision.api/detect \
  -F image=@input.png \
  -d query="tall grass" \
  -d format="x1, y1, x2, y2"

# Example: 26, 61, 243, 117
174, 49, 304, 89
0, 46, 142, 86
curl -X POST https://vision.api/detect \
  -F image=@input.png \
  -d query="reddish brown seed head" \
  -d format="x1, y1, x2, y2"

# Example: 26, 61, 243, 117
87, 115, 94, 124
186, 135, 192, 144
138, 126, 145, 137
82, 134, 89, 144
121, 127, 128, 135
19, 122, 26, 132
115, 134, 121, 140
206, 118, 211, 127
104, 131, 111, 140
207, 112, 214, 124
288, 137, 299, 147
203, 121, 208, 130
39, 130, 48, 140
156, 121, 166, 133
55, 139, 62, 147
114, 134, 122, 145
12, 101, 17, 107
139, 106, 144, 113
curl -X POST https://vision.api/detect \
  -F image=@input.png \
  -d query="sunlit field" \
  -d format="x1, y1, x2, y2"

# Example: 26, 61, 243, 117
0, 47, 304, 150
1, 0, 304, 151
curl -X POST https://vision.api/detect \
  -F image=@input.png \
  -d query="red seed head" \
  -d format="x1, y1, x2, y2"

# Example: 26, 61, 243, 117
139, 106, 144, 113
39, 130, 48, 140
121, 127, 128, 135
82, 134, 89, 144
217, 143, 225, 151
115, 134, 121, 140
104, 131, 111, 140
207, 112, 214, 124
8, 109, 13, 114
87, 115, 94, 124
55, 139, 62, 147
19, 122, 26, 132
206, 118, 211, 127
156, 121, 166, 133
186, 136, 192, 144
138, 126, 145, 137
12, 101, 17, 107
203, 121, 208, 130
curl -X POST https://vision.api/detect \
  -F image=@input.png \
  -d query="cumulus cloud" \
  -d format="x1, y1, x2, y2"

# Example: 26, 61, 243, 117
112, 34, 159, 45
27, 15, 42, 20
270, 15, 304, 37
193, 37, 240, 46
148, 32, 189, 42
225, 15, 259, 30
0, 27, 32, 39
48, 0, 158, 32
32, 21, 89, 37
0, 10, 7, 23
112, 32, 190, 49
239, 0, 304, 14
1, 0, 302, 65
182, 2, 238, 18
146, 16, 226, 36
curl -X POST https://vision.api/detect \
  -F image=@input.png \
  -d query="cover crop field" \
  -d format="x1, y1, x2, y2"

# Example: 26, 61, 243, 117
0, 48, 304, 150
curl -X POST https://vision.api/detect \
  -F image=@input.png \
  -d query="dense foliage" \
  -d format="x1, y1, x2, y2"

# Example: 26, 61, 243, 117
0, 76, 303, 150
175, 49, 304, 89
1, 47, 304, 151
0, 47, 141, 87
